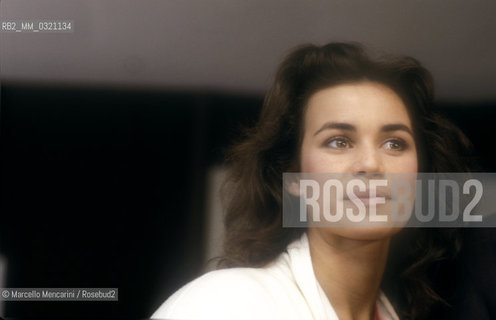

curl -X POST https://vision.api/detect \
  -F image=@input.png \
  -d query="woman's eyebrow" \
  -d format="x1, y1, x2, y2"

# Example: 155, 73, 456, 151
313, 122, 356, 136
313, 122, 414, 136
381, 124, 414, 136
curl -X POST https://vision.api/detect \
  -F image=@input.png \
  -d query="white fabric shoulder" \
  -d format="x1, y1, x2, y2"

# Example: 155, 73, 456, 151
151, 263, 311, 320
151, 233, 399, 320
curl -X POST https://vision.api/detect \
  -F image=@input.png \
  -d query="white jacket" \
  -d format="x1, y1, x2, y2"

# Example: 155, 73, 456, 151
152, 233, 399, 320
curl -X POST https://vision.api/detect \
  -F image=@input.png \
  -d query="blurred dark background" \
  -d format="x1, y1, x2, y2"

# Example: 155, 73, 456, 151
0, 83, 264, 317
0, 0, 495, 318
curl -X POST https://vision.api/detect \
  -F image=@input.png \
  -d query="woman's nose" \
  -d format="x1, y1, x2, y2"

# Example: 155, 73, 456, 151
351, 144, 384, 176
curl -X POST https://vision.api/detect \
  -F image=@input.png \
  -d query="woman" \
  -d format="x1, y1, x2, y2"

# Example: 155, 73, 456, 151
152, 42, 473, 320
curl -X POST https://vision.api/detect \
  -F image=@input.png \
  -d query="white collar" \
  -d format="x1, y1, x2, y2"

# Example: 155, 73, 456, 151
285, 233, 400, 320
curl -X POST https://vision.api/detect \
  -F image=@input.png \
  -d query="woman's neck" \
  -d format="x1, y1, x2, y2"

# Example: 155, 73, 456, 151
308, 229, 390, 320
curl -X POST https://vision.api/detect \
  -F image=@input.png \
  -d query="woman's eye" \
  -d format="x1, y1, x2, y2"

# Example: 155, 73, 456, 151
384, 139, 406, 151
326, 138, 351, 149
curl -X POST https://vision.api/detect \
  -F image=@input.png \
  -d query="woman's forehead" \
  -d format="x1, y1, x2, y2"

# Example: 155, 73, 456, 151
304, 82, 413, 131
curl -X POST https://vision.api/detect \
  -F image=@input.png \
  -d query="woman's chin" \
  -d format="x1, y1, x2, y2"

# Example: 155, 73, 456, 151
330, 226, 403, 241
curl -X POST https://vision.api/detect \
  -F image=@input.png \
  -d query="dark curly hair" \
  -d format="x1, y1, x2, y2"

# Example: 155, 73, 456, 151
218, 42, 475, 319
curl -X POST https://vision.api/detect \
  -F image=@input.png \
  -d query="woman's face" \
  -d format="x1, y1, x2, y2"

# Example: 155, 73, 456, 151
300, 81, 418, 240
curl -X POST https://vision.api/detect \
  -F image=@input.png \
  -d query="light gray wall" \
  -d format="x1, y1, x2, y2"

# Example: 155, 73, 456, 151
1, 0, 495, 101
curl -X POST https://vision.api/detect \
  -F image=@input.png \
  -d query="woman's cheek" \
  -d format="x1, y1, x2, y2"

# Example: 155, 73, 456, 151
389, 153, 418, 173
301, 149, 346, 173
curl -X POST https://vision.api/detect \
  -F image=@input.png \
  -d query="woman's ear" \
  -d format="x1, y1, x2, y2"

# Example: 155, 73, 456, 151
286, 179, 301, 197
284, 161, 302, 197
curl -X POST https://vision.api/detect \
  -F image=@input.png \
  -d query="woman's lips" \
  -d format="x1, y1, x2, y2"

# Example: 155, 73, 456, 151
343, 197, 388, 206
342, 190, 391, 206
